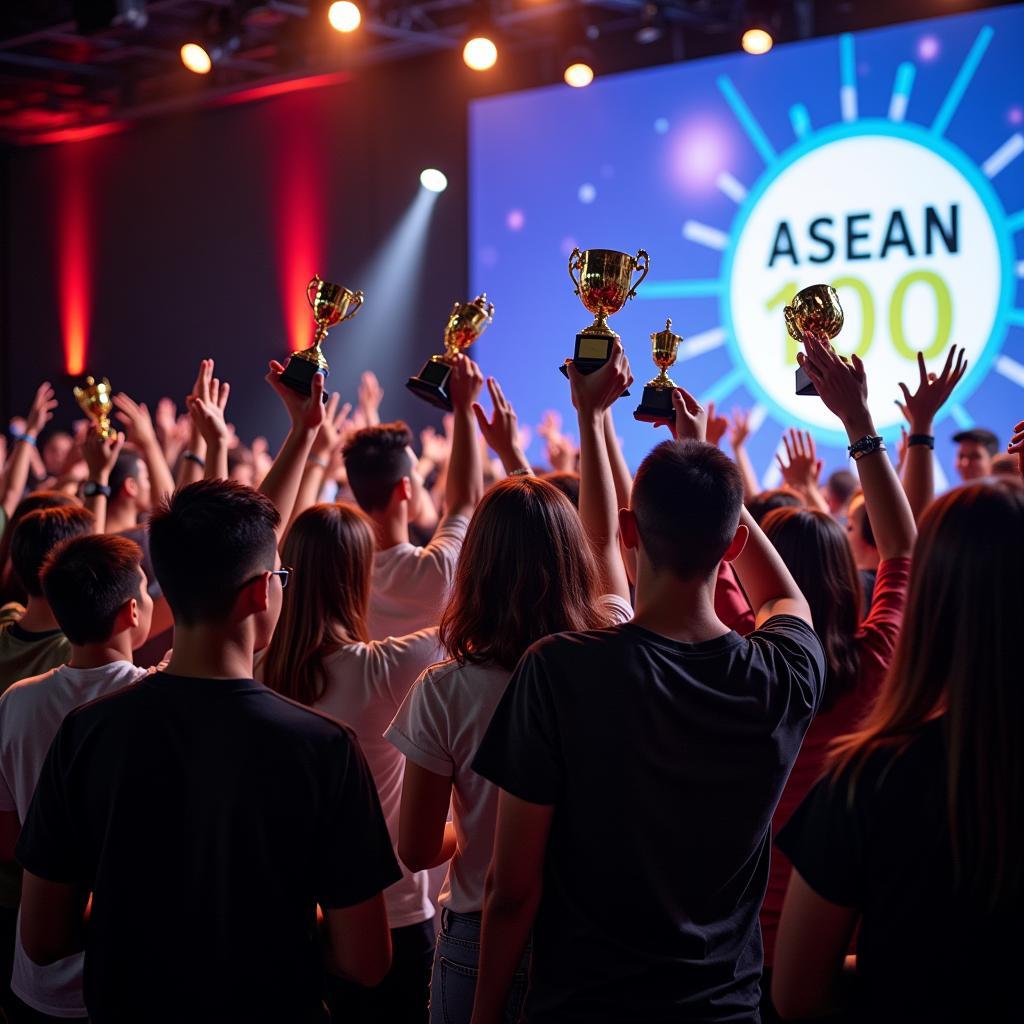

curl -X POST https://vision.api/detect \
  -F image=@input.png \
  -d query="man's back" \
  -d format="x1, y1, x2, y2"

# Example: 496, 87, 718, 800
17, 672, 399, 1024
473, 615, 824, 1023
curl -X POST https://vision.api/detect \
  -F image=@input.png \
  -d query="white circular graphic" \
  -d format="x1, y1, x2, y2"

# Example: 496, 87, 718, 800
728, 134, 1001, 431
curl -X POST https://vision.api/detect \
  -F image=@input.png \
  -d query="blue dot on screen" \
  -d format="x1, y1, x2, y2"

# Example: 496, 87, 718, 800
654, 117, 669, 134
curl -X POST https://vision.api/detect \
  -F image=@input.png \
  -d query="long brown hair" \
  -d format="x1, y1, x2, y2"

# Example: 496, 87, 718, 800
762, 506, 861, 711
261, 502, 373, 706
439, 476, 607, 670
829, 482, 1024, 907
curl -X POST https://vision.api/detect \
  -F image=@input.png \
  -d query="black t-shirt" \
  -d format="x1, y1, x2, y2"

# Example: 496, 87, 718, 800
17, 673, 401, 1024
473, 615, 825, 1023
776, 718, 1017, 1022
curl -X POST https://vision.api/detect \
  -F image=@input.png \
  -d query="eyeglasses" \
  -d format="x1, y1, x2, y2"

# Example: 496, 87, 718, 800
269, 566, 292, 590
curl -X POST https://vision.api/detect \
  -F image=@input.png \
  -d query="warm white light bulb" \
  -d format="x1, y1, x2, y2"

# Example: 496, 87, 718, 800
564, 62, 594, 88
180, 42, 213, 74
741, 28, 773, 55
463, 36, 498, 71
328, 1, 362, 33
420, 168, 448, 193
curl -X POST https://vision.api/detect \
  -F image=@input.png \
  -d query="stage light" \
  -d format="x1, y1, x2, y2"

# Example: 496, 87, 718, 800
564, 61, 594, 88
328, 2, 361, 33
741, 27, 773, 55
463, 36, 498, 71
180, 41, 213, 74
420, 168, 448, 193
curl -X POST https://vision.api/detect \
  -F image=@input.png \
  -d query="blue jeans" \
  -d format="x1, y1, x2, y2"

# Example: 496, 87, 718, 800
429, 909, 529, 1024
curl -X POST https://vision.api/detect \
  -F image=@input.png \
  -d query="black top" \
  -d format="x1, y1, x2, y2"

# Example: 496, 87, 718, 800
473, 615, 825, 1023
17, 673, 401, 1024
776, 718, 1017, 1022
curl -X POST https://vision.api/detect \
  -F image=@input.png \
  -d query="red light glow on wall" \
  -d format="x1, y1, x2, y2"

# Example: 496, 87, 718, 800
56, 148, 92, 376
271, 97, 328, 352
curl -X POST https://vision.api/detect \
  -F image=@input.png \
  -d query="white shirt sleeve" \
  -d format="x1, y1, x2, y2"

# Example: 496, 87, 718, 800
386, 666, 455, 778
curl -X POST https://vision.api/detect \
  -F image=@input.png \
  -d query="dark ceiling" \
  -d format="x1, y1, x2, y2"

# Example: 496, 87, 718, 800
0, 1, 1014, 145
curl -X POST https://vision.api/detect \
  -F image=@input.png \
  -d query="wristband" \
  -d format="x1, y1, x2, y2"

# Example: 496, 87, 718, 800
307, 455, 328, 470
83, 481, 112, 499
907, 434, 935, 449
11, 433, 36, 448
507, 467, 532, 477
183, 451, 205, 469
848, 434, 886, 461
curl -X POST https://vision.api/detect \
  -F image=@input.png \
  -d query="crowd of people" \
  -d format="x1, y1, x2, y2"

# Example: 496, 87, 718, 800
0, 334, 1019, 1024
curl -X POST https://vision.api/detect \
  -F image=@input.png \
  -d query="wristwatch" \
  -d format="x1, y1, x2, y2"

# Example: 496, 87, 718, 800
83, 481, 112, 499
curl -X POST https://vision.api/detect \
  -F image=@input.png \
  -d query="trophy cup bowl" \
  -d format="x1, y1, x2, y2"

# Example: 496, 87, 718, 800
634, 319, 683, 423
73, 376, 117, 440
783, 284, 844, 396
559, 247, 649, 397
407, 294, 495, 411
281, 274, 364, 397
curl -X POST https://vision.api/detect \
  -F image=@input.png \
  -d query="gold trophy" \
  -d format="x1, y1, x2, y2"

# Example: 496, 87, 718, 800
784, 284, 844, 396
281, 274, 364, 397
73, 376, 116, 440
633, 319, 682, 423
560, 247, 650, 398
406, 294, 495, 411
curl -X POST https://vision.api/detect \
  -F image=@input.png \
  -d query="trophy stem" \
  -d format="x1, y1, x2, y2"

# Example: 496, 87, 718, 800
581, 312, 617, 339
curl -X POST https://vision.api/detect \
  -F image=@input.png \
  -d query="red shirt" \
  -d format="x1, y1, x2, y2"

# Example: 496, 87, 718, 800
760, 557, 911, 965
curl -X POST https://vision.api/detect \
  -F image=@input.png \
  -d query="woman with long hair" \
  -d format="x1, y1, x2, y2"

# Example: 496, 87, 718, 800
756, 343, 966, 984
258, 500, 443, 1020
771, 478, 1022, 1021
386, 355, 634, 1024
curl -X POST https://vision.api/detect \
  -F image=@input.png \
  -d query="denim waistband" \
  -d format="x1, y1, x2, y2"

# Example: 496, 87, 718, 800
440, 907, 482, 940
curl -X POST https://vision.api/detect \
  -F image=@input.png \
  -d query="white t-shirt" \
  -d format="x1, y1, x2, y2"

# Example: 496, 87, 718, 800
367, 515, 470, 641
0, 661, 149, 1017
311, 630, 443, 928
385, 594, 632, 914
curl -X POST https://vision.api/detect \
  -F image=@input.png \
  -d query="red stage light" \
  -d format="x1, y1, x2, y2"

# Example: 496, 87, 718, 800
56, 147, 91, 376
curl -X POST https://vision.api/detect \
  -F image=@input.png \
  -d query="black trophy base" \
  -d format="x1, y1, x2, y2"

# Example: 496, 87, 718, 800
633, 385, 676, 423
558, 330, 632, 398
795, 364, 818, 396
281, 353, 329, 400
406, 359, 453, 412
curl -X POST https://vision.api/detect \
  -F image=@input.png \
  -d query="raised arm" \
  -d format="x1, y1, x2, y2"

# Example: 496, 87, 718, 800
896, 347, 967, 520
176, 360, 213, 488
112, 392, 175, 505
2, 382, 57, 519
777, 428, 830, 514
799, 334, 917, 561
185, 369, 231, 481
472, 376, 532, 476
259, 360, 326, 540
602, 409, 633, 511
81, 427, 125, 533
1009, 418, 1024, 480
728, 408, 761, 504
290, 394, 350, 527
670, 388, 811, 626
567, 344, 633, 601
444, 356, 485, 519
357, 371, 384, 428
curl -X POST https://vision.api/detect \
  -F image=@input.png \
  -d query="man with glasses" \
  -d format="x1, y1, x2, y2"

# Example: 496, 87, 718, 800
15, 479, 400, 1024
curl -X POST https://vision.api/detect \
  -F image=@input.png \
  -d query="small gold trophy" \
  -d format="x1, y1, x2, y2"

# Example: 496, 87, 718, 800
633, 319, 682, 423
560, 247, 649, 398
281, 274, 364, 397
73, 376, 116, 440
406, 294, 495, 411
784, 284, 844, 396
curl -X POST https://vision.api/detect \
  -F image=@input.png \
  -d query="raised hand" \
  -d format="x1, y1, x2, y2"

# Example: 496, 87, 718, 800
566, 343, 633, 419
419, 426, 451, 467
537, 410, 562, 440
25, 382, 58, 438
797, 332, 872, 438
83, 425, 125, 482
112, 392, 160, 450
154, 397, 178, 444
776, 428, 823, 494
729, 408, 753, 450
311, 393, 353, 461
472, 377, 520, 458
265, 360, 326, 435
896, 346, 968, 434
447, 355, 485, 412
1008, 418, 1024, 480
357, 371, 384, 426
186, 368, 231, 449
705, 400, 728, 448
669, 385, 708, 443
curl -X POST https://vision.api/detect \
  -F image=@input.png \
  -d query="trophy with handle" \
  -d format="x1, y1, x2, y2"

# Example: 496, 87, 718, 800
784, 284, 844, 396
633, 319, 682, 423
281, 274, 364, 397
73, 376, 116, 440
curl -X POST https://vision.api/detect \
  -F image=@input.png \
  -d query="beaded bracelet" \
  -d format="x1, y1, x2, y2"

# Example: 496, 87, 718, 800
507, 467, 532, 477
848, 434, 886, 461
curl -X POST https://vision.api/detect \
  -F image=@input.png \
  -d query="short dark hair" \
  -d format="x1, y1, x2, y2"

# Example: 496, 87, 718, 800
631, 440, 743, 579
826, 469, 858, 507
148, 479, 280, 626
342, 422, 414, 512
952, 428, 999, 455
109, 450, 143, 497
747, 488, 802, 526
540, 471, 580, 508
10, 506, 95, 596
41, 534, 144, 645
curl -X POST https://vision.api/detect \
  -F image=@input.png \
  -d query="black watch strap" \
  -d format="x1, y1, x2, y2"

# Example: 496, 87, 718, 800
83, 481, 112, 499
907, 434, 935, 449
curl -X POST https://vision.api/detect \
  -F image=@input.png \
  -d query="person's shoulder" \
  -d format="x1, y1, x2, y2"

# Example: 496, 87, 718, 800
254, 683, 361, 746
524, 620, 632, 664
421, 657, 506, 695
